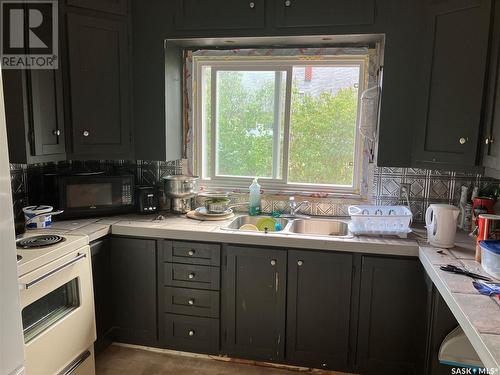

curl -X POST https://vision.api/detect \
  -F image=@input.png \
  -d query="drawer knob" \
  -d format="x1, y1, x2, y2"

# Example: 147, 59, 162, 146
188, 299, 195, 305
285, 0, 291, 6
52, 129, 61, 136
83, 130, 90, 137
270, 259, 276, 266
188, 250, 195, 256
188, 330, 195, 337
459, 137, 467, 145
249, 1, 255, 8
297, 260, 303, 266
188, 273, 195, 279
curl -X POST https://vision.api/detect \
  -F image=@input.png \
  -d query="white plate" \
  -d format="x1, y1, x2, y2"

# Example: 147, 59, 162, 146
195, 207, 233, 217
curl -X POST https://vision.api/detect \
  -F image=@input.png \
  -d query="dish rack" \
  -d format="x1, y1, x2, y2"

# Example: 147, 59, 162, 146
348, 205, 413, 238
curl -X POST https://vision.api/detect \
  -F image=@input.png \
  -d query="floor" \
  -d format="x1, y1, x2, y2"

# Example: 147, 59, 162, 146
95, 345, 354, 375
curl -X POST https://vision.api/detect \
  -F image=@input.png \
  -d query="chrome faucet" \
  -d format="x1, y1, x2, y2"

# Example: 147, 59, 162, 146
281, 196, 310, 219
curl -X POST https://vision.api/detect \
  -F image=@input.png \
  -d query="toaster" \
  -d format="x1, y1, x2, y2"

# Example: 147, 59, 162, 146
136, 186, 160, 214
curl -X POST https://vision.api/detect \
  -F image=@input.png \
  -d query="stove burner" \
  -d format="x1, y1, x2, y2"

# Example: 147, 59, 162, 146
17, 254, 22, 262
16, 235, 65, 249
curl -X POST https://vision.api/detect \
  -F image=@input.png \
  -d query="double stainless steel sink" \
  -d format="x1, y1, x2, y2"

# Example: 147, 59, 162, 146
221, 215, 351, 237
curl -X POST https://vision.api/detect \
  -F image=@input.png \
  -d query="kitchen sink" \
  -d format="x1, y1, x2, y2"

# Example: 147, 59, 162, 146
288, 218, 350, 237
223, 215, 289, 232
221, 215, 351, 237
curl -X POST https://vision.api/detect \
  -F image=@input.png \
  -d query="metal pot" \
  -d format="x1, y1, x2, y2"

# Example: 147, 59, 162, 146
163, 175, 199, 198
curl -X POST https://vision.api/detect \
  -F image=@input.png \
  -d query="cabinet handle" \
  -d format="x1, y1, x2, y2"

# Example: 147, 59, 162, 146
486, 137, 495, 145
188, 298, 195, 305
188, 272, 195, 279
459, 137, 468, 145
188, 250, 195, 256
249, 1, 255, 8
270, 259, 276, 266
285, 0, 291, 6
188, 330, 195, 337
52, 129, 61, 136
297, 260, 303, 266
83, 130, 90, 137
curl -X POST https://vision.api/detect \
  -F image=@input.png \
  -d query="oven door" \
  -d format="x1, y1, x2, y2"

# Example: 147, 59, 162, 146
19, 246, 96, 375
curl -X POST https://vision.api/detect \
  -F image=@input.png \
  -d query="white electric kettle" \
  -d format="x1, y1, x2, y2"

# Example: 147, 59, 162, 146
425, 204, 460, 248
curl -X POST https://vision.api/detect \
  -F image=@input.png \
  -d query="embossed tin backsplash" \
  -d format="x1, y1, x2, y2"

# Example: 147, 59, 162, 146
10, 160, 499, 223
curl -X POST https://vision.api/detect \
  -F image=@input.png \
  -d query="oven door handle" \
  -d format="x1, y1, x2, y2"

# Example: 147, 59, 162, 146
20, 253, 87, 290
59, 350, 91, 375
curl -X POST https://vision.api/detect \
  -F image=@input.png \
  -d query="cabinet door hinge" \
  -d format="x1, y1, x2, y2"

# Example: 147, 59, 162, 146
224, 255, 227, 268
275, 272, 279, 292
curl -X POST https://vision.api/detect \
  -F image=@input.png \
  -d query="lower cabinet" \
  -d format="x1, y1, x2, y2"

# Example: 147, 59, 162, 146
426, 285, 459, 375
106, 236, 433, 374
286, 250, 353, 371
159, 240, 221, 354
110, 237, 158, 346
221, 245, 287, 362
356, 256, 428, 375
90, 238, 112, 354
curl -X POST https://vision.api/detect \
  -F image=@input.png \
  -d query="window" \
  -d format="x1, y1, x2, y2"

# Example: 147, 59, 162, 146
193, 56, 367, 195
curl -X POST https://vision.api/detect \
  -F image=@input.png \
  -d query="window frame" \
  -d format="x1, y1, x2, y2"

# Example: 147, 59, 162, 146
192, 55, 367, 196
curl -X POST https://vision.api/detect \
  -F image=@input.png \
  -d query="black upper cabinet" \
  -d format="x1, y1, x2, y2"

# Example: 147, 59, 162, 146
66, 12, 132, 159
3, 69, 66, 164
356, 256, 428, 375
275, 0, 375, 28
111, 237, 158, 346
174, 0, 266, 31
3, 5, 66, 164
221, 245, 286, 362
482, 0, 500, 179
67, 0, 128, 15
412, 0, 492, 169
286, 250, 353, 371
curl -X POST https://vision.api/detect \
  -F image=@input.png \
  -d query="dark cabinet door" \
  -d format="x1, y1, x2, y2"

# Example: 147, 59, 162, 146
356, 256, 428, 375
426, 286, 459, 375
483, 0, 500, 178
111, 237, 157, 346
90, 238, 112, 354
275, 0, 375, 28
67, 0, 128, 15
29, 69, 66, 157
286, 250, 353, 371
66, 13, 132, 159
174, 0, 265, 30
221, 245, 286, 362
2, 5, 66, 164
413, 0, 491, 168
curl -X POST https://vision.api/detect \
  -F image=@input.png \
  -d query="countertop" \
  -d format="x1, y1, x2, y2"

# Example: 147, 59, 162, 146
419, 237, 500, 370
41, 212, 500, 368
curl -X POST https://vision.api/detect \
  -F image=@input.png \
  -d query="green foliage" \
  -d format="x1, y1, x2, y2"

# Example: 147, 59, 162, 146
206, 71, 358, 186
288, 86, 357, 185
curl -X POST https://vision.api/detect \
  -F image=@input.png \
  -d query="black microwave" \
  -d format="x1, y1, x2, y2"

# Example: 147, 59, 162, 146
40, 173, 135, 219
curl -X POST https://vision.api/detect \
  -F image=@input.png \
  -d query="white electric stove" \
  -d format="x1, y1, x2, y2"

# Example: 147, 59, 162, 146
16, 232, 96, 375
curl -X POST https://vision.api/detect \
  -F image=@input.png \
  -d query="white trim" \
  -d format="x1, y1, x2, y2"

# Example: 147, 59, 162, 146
192, 55, 368, 196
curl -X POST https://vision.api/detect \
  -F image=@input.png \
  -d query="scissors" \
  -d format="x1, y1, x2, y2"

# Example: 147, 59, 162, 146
439, 264, 493, 282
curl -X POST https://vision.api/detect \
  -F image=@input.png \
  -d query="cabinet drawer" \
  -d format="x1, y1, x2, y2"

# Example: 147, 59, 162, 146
163, 287, 219, 318
163, 240, 220, 266
163, 263, 220, 290
161, 314, 219, 354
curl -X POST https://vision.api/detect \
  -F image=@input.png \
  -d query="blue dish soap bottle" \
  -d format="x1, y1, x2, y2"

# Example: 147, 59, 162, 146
248, 178, 261, 216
